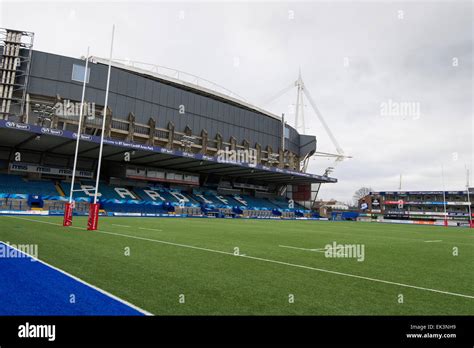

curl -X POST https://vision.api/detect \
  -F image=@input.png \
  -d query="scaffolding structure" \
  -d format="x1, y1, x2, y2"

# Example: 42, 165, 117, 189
0, 28, 34, 120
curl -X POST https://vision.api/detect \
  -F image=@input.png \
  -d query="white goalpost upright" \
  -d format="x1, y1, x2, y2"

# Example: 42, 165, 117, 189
441, 165, 448, 227
63, 47, 90, 227
87, 25, 115, 231
466, 167, 473, 228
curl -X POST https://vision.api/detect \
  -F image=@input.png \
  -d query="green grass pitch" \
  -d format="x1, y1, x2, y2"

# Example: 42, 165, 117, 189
1, 215, 473, 315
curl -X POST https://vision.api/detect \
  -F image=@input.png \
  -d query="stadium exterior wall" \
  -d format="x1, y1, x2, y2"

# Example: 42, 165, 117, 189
26, 51, 310, 157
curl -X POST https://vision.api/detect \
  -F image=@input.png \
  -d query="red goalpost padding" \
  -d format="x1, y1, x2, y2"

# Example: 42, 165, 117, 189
87, 203, 100, 231
63, 202, 73, 226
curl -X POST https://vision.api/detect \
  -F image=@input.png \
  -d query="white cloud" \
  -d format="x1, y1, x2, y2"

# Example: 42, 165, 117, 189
1, 0, 472, 201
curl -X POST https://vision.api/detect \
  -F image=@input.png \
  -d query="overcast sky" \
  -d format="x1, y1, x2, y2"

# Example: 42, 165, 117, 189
1, 0, 472, 202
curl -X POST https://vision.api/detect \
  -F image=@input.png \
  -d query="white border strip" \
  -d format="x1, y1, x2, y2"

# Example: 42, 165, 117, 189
4, 216, 474, 300
0, 240, 152, 316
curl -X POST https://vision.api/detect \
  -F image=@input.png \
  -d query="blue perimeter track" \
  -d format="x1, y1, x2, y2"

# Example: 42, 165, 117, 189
0, 242, 147, 315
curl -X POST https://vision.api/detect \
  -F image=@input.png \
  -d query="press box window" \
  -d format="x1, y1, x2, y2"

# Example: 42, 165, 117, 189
71, 64, 90, 83
284, 125, 290, 139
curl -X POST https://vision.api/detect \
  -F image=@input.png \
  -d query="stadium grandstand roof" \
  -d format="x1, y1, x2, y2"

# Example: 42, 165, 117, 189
0, 120, 337, 185
90, 56, 282, 123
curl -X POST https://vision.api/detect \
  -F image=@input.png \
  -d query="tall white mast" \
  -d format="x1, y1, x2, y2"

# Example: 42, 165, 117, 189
294, 69, 305, 134
441, 165, 447, 227
263, 71, 348, 160
466, 166, 472, 228
69, 47, 90, 204
93, 25, 115, 205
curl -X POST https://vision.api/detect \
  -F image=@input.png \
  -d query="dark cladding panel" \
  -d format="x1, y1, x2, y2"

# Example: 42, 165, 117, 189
206, 119, 214, 140
176, 87, 184, 111
105, 91, 116, 110
96, 89, 106, 106
250, 110, 257, 132
31, 51, 47, 78
167, 86, 176, 109
151, 104, 159, 123
117, 70, 128, 95
179, 89, 188, 113
125, 97, 136, 116
273, 119, 281, 137
298, 134, 316, 158
187, 92, 196, 114
27, 76, 42, 95
136, 76, 145, 100
229, 104, 236, 124
67, 82, 82, 101
197, 94, 205, 115
166, 107, 175, 126
223, 103, 231, 123
152, 80, 160, 102
127, 74, 138, 99
58, 55, 72, 82
217, 100, 224, 120
142, 102, 152, 120
45, 54, 61, 81
27, 51, 312, 156
115, 96, 126, 117
234, 108, 241, 127
176, 111, 186, 131
221, 121, 228, 139
237, 127, 243, 143
156, 106, 165, 128
144, 79, 153, 101
84, 88, 96, 105
190, 113, 197, 132
135, 100, 144, 121
108, 64, 120, 93
211, 99, 219, 119
159, 83, 168, 106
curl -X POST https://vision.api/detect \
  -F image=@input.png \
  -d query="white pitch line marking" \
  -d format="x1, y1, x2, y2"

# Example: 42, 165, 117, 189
279, 245, 349, 257
279, 245, 326, 253
112, 224, 131, 228
139, 227, 163, 232
0, 240, 152, 316
424, 240, 442, 243
4, 216, 474, 300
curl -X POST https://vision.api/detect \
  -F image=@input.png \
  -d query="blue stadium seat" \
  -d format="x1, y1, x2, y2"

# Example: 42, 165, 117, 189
61, 181, 139, 201
0, 174, 58, 196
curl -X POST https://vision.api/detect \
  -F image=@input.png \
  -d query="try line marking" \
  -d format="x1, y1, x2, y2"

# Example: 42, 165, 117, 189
139, 227, 163, 232
279, 245, 349, 257
424, 240, 443, 243
4, 216, 474, 300
279, 245, 326, 253
0, 240, 152, 316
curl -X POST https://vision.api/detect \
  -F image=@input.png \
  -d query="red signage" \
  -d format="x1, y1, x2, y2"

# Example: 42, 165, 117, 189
293, 184, 311, 201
